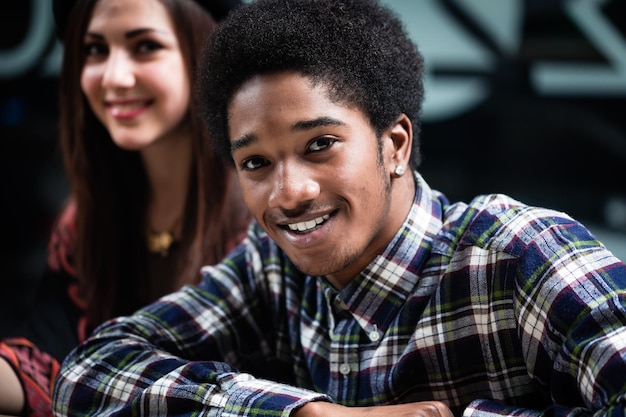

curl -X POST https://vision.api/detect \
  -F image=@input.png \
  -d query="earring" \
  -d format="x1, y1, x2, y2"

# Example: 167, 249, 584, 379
394, 165, 405, 176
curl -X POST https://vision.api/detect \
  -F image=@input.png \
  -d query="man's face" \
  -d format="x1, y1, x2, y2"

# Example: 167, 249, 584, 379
228, 72, 411, 288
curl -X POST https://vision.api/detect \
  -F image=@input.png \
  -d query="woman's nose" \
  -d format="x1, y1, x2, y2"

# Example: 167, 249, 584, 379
101, 51, 135, 88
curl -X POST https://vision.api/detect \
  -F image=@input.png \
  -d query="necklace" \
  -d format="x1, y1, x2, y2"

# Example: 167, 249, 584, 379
146, 229, 176, 257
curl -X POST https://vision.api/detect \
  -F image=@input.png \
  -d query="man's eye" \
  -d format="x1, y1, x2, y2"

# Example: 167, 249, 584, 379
308, 137, 336, 152
242, 157, 268, 171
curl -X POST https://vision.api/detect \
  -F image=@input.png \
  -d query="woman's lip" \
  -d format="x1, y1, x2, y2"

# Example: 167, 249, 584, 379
106, 99, 152, 119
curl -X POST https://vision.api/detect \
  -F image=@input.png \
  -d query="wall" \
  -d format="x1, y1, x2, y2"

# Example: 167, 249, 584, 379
1, 0, 624, 335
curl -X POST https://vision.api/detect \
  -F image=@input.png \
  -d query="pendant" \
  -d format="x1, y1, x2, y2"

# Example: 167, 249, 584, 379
146, 230, 174, 257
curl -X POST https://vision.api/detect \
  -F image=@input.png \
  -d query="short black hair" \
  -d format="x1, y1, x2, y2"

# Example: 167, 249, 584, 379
198, 0, 425, 169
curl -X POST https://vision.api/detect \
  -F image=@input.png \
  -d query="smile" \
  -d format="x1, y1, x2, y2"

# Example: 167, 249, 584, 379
110, 102, 144, 112
287, 214, 330, 233
107, 99, 153, 118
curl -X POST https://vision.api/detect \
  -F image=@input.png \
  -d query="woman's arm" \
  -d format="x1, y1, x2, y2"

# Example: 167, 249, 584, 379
0, 356, 23, 416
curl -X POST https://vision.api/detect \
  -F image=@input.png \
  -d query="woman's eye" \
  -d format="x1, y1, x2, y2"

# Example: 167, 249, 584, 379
136, 40, 163, 54
308, 137, 336, 152
242, 157, 268, 171
84, 42, 107, 57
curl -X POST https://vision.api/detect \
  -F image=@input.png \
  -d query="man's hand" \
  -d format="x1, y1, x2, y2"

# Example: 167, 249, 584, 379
293, 401, 454, 417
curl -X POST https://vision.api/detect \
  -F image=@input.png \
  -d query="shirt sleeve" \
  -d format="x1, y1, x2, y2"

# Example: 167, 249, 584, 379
52, 234, 330, 416
465, 208, 626, 417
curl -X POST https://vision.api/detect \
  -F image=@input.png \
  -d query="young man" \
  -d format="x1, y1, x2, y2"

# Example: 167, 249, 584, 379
53, 0, 626, 416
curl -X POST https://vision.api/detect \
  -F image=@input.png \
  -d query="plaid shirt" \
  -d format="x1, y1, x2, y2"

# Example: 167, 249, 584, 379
54, 173, 626, 417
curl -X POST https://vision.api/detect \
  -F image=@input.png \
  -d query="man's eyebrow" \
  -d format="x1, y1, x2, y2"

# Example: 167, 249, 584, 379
231, 134, 256, 154
230, 116, 345, 154
293, 116, 345, 131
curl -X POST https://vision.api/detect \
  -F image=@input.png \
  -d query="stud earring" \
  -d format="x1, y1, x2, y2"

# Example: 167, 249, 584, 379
394, 165, 405, 176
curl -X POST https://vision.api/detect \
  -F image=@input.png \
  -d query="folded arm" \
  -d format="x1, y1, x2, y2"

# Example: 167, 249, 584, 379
53, 283, 329, 416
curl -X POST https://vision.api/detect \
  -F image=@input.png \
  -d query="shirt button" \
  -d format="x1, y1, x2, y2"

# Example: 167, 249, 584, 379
369, 329, 381, 342
339, 363, 351, 375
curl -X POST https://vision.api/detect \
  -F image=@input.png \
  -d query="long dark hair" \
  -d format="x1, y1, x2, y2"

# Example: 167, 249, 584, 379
58, 0, 249, 328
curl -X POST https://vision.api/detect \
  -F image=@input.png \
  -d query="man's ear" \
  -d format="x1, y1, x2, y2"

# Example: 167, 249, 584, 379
384, 113, 412, 177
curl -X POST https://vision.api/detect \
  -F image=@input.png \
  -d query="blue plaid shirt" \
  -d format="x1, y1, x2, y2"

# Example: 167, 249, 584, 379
54, 173, 626, 417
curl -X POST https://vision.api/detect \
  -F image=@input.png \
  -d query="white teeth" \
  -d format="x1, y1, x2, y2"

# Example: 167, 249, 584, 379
288, 214, 329, 232
110, 102, 144, 112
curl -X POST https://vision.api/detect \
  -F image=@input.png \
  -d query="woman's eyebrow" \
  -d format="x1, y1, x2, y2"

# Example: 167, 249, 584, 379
84, 28, 165, 40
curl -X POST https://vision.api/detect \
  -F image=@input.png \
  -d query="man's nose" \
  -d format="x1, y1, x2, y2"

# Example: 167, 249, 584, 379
267, 161, 320, 210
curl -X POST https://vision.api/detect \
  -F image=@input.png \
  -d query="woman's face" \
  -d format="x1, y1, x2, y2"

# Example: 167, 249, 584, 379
80, 0, 190, 151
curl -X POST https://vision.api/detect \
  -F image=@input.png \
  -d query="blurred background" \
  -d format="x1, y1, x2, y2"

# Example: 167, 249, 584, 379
1, 0, 625, 336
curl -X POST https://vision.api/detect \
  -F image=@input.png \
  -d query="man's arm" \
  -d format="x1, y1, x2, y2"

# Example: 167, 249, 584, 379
441, 200, 626, 417
53, 285, 329, 416
518, 220, 626, 417
52, 238, 330, 416
473, 210, 626, 417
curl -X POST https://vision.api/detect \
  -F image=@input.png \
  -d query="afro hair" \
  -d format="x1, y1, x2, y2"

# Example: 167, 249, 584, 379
198, 0, 425, 169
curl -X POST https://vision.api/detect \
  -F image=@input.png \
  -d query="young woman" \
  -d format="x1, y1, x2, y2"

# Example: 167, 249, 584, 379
0, 0, 248, 415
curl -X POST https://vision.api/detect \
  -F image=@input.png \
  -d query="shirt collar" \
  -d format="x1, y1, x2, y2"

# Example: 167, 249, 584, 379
325, 171, 445, 337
